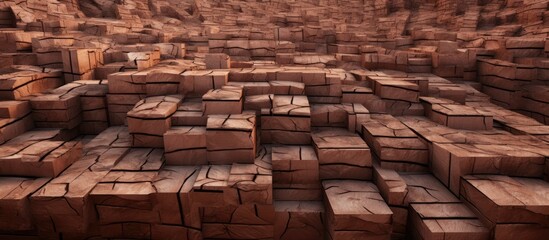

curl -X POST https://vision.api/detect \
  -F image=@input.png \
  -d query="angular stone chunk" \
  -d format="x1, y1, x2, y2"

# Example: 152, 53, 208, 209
274, 201, 324, 240
182, 70, 229, 96
30, 93, 81, 129
373, 164, 407, 206
30, 146, 128, 234
112, 148, 164, 171
0, 100, 33, 144
0, 100, 30, 118
84, 127, 132, 152
461, 175, 549, 228
261, 95, 311, 144
0, 135, 81, 177
228, 81, 271, 96
90, 171, 160, 230
172, 98, 207, 126
409, 203, 490, 240
127, 95, 183, 147
164, 126, 207, 165
191, 165, 231, 207
432, 142, 545, 194
312, 128, 372, 180
108, 71, 147, 94
155, 166, 200, 226
323, 180, 393, 240
206, 113, 256, 164
0, 65, 63, 100
362, 114, 429, 171
244, 94, 273, 111
373, 78, 420, 103
227, 161, 273, 205
269, 81, 305, 95
400, 173, 459, 205
61, 48, 104, 82
205, 53, 230, 69
421, 97, 493, 130
202, 85, 243, 115
0, 177, 50, 231
310, 103, 369, 132
272, 146, 319, 184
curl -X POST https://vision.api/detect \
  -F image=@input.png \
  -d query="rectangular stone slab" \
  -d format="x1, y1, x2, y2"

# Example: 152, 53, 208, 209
373, 164, 407, 206
206, 113, 256, 164
409, 203, 490, 240
274, 201, 324, 240
0, 139, 81, 177
0, 177, 50, 231
111, 148, 164, 171
312, 128, 372, 180
272, 146, 319, 184
202, 85, 243, 115
361, 114, 429, 171
322, 180, 392, 233
421, 97, 493, 130
461, 175, 549, 227
432, 143, 545, 195
399, 173, 459, 205
0, 100, 30, 118
227, 162, 273, 205
163, 126, 207, 165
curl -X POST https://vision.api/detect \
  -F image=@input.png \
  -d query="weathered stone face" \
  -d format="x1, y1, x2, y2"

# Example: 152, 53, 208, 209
1, 0, 549, 239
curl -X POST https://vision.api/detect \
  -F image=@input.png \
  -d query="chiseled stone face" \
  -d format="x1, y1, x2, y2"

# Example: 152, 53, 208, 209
1, 1, 549, 239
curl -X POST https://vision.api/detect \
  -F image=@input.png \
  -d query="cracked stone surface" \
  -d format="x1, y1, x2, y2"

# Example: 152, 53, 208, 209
1, 0, 549, 239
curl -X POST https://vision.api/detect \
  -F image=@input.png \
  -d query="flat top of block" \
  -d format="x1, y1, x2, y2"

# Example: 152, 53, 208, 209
374, 79, 419, 90
165, 126, 206, 136
435, 143, 544, 158
206, 113, 255, 131
0, 138, 66, 161
411, 203, 477, 218
400, 116, 541, 147
272, 146, 318, 161
463, 175, 549, 207
50, 80, 108, 96
230, 158, 272, 176
154, 166, 200, 193
127, 95, 182, 118
362, 114, 418, 138
323, 180, 392, 216
91, 171, 158, 195
274, 201, 324, 212
269, 80, 305, 87
112, 148, 164, 171
0, 177, 50, 200
193, 165, 231, 190
227, 163, 272, 186
270, 95, 310, 116
311, 103, 368, 114
373, 164, 407, 195
422, 97, 492, 116
341, 85, 373, 93
312, 128, 369, 149
202, 86, 243, 101
400, 173, 459, 204
84, 127, 132, 151
30, 93, 79, 105
228, 82, 270, 87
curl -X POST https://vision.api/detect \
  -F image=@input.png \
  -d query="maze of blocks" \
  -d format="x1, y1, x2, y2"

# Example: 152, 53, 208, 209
1, 0, 549, 240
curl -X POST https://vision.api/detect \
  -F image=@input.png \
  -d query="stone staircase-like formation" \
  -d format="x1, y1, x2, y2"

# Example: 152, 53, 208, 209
0, 0, 549, 240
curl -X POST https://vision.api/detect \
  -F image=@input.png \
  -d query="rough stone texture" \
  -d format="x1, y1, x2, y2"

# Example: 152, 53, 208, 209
1, 0, 549, 239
